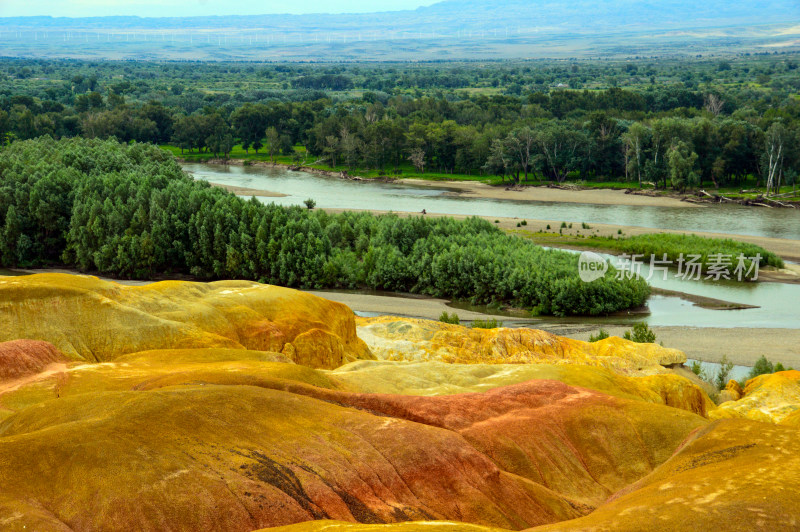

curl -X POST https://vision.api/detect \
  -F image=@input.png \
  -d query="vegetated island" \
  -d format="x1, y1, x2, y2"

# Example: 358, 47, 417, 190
0, 137, 649, 317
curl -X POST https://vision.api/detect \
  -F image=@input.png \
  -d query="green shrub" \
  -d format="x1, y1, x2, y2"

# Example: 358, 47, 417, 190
304, 198, 317, 210
470, 318, 503, 329
690, 360, 704, 377
589, 329, 610, 342
623, 322, 657, 343
520, 220, 527, 226
582, 222, 591, 229
749, 355, 774, 379
567, 233, 782, 280
715, 355, 735, 390
746, 356, 792, 380
439, 311, 461, 325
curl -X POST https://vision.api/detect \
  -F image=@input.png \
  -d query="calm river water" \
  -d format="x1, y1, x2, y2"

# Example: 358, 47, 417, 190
184, 163, 800, 239
184, 163, 800, 329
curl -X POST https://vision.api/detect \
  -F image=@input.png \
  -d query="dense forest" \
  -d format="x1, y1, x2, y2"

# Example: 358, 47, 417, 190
0, 137, 649, 316
0, 55, 798, 192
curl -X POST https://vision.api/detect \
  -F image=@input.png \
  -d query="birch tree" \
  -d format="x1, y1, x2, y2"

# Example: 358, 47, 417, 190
408, 148, 426, 174
763, 123, 787, 196
622, 122, 650, 186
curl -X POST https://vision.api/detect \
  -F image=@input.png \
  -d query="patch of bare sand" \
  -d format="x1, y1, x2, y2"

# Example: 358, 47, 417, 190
307, 290, 800, 368
403, 179, 699, 208
571, 326, 800, 369
306, 291, 500, 321
208, 182, 287, 198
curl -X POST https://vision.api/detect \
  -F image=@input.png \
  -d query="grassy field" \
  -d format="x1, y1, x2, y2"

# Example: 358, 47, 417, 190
513, 231, 784, 280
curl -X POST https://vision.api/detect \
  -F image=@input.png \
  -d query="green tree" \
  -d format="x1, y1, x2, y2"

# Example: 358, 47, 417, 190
667, 140, 699, 192
622, 122, 650, 185
623, 322, 657, 343
2, 205, 21, 266
534, 121, 587, 183
265, 127, 280, 162
231, 104, 268, 154
0, 109, 9, 145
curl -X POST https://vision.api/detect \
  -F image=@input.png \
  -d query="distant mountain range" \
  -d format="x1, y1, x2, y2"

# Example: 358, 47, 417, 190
415, 0, 800, 30
1, 0, 799, 60
3, 0, 798, 30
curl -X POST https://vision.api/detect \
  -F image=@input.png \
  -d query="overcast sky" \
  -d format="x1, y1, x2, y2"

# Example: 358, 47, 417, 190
0, 0, 439, 17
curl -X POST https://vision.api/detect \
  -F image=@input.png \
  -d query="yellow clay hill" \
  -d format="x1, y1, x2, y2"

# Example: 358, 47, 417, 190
356, 316, 685, 374
0, 273, 373, 369
0, 274, 797, 531
711, 370, 800, 423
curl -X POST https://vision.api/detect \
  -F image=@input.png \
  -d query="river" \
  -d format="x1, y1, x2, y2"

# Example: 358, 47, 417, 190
184, 163, 800, 329
183, 163, 800, 239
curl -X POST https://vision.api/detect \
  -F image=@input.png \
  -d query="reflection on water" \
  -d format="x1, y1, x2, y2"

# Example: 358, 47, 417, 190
184, 163, 800, 239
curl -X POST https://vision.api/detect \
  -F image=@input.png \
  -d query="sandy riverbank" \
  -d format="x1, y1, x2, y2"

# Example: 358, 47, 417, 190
307, 290, 800, 368
571, 326, 800, 368
403, 178, 699, 208
193, 159, 717, 208
207, 182, 287, 197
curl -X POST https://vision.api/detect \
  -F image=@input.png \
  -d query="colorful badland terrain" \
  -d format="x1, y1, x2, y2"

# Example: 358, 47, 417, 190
0, 273, 799, 531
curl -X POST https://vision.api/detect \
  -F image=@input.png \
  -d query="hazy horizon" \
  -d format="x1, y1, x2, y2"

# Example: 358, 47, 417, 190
0, 0, 439, 18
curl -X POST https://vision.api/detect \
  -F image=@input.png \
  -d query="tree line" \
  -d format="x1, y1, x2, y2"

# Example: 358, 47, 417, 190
0, 137, 649, 316
1, 89, 797, 192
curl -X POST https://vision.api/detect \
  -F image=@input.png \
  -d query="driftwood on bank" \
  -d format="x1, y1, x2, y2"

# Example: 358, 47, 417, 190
697, 189, 800, 208
760, 196, 796, 208
700, 189, 734, 202
769, 190, 800, 199
546, 183, 582, 191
